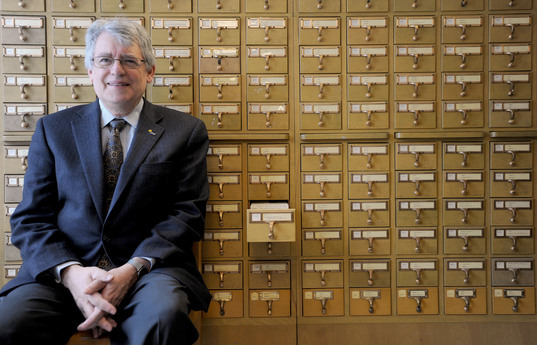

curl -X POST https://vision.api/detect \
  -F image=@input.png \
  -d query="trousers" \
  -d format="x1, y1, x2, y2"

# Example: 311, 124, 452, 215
0, 272, 198, 345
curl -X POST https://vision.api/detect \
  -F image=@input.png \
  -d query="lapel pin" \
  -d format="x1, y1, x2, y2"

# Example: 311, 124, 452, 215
148, 129, 156, 136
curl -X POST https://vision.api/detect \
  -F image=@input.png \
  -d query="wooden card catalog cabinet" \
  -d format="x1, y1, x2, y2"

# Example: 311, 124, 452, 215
205, 201, 242, 228
248, 173, 289, 200
199, 103, 241, 130
491, 199, 533, 226
394, 17, 435, 44
350, 288, 391, 316
247, 46, 288, 74
490, 101, 531, 128
443, 143, 484, 169
101, 0, 144, 12
492, 287, 535, 315
444, 227, 486, 254
3, 104, 46, 132
347, 74, 388, 102
395, 102, 435, 128
208, 173, 241, 200
490, 44, 531, 71
4, 264, 21, 281
199, 75, 241, 102
153, 47, 193, 74
246, 18, 287, 45
249, 261, 290, 289
490, 142, 532, 169
247, 209, 295, 242
491, 171, 532, 197
53, 76, 94, 103
4, 175, 24, 203
349, 200, 390, 227
445, 287, 487, 315
3, 75, 46, 103
199, 47, 240, 74
444, 171, 485, 198
299, 18, 340, 45
150, 18, 192, 46
396, 228, 437, 254
248, 103, 289, 130
347, 46, 388, 73
348, 144, 390, 170
490, 15, 532, 43
302, 172, 343, 199
199, 18, 240, 45
206, 145, 241, 172
347, 0, 389, 11
300, 103, 341, 130
444, 200, 485, 226
394, 0, 435, 11
198, 0, 240, 12
1, 0, 44, 11
206, 290, 243, 318
442, 73, 483, 100
50, 0, 95, 12
299, 0, 341, 12
52, 46, 85, 74
396, 171, 436, 198
492, 258, 534, 286
444, 259, 486, 286
441, 0, 483, 11
248, 144, 289, 172
52, 17, 93, 45
4, 146, 29, 174
302, 229, 343, 256
490, 72, 531, 99
203, 261, 242, 289
349, 172, 389, 199
302, 260, 343, 288
347, 17, 388, 45
349, 260, 390, 287
442, 45, 484, 72
441, 16, 483, 44
247, 75, 288, 101
300, 75, 341, 102
3, 46, 46, 74
203, 230, 242, 258
394, 45, 435, 72
302, 201, 342, 228
300, 46, 341, 74
149, 75, 193, 103
249, 290, 291, 317
348, 102, 389, 129
302, 289, 344, 316
1, 16, 45, 45
492, 227, 534, 255
442, 101, 483, 128
397, 288, 439, 315
397, 260, 438, 286
394, 74, 435, 100
395, 143, 436, 170
349, 228, 390, 255
245, 0, 288, 12
396, 200, 437, 226
301, 144, 342, 171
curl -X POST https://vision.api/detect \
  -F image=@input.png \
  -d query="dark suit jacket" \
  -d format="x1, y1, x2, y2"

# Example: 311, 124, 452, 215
1, 99, 211, 311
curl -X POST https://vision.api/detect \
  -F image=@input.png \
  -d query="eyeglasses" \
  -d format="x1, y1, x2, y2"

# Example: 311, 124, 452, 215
92, 56, 146, 69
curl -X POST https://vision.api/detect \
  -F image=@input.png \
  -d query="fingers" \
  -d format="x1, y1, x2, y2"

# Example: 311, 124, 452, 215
87, 292, 117, 315
77, 308, 106, 331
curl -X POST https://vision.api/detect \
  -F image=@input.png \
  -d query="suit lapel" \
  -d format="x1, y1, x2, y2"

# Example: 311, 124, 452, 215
71, 101, 106, 222
109, 101, 164, 212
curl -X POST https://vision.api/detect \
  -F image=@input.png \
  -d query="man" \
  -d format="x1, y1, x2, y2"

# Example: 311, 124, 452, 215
0, 19, 210, 345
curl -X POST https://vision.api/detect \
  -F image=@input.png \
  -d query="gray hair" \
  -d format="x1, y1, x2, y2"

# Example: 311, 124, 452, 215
85, 19, 155, 73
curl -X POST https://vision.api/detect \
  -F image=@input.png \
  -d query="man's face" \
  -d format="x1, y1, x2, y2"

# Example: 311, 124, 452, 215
88, 32, 155, 115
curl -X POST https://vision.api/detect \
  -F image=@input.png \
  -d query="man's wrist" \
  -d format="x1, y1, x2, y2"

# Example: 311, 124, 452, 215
127, 258, 148, 277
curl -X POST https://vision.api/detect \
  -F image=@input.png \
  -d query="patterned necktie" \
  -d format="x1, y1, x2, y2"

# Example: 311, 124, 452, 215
103, 118, 127, 209
99, 119, 127, 271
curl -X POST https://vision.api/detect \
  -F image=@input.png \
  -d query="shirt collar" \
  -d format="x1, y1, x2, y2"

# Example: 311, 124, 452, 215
100, 99, 143, 129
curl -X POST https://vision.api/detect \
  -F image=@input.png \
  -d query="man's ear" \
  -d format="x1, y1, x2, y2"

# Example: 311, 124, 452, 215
146, 65, 156, 83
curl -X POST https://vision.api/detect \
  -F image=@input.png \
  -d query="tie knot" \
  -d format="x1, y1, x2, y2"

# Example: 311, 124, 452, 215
109, 118, 127, 132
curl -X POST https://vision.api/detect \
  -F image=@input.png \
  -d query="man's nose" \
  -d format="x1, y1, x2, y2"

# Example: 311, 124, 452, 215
110, 59, 127, 74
